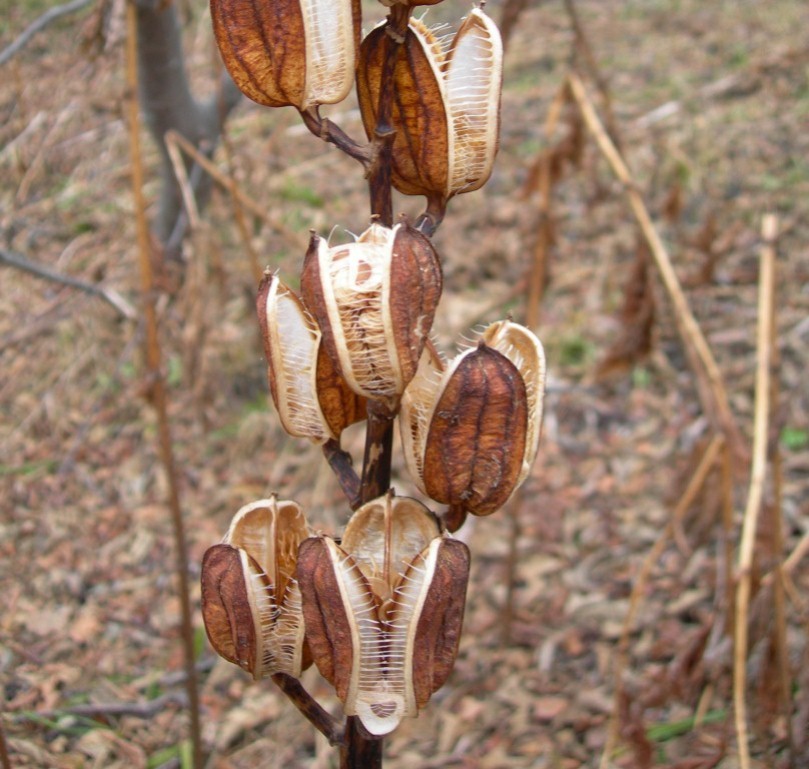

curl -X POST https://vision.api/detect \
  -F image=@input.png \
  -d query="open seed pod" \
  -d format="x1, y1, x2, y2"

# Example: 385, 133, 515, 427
257, 272, 364, 442
211, 0, 360, 111
400, 322, 546, 520
300, 221, 442, 405
357, 10, 503, 209
201, 497, 312, 679
480, 320, 546, 484
297, 494, 469, 736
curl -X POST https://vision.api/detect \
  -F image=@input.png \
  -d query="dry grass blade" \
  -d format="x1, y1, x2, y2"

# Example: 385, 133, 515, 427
163, 129, 308, 253
567, 73, 741, 459
125, 6, 202, 768
733, 214, 778, 769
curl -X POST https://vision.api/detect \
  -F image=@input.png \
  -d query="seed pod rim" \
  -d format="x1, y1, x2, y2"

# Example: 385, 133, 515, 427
257, 272, 334, 444
480, 321, 546, 484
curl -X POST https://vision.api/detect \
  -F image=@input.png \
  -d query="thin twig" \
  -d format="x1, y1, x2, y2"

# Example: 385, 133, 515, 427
0, 0, 92, 67
125, 7, 203, 768
0, 247, 136, 320
166, 134, 202, 231
733, 214, 778, 769
299, 108, 372, 167
322, 439, 361, 510
600, 432, 725, 769
525, 81, 567, 328
13, 693, 188, 723
562, 0, 621, 147
758, 214, 793, 759
272, 674, 345, 748
567, 73, 741, 457
217, 123, 263, 285
163, 130, 307, 252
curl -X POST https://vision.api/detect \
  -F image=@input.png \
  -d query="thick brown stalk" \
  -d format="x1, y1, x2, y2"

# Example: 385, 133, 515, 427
341, 717, 383, 769
125, 6, 203, 768
359, 400, 396, 507
367, 6, 411, 226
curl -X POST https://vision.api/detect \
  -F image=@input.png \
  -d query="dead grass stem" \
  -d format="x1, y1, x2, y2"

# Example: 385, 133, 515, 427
125, 5, 202, 767
733, 214, 779, 769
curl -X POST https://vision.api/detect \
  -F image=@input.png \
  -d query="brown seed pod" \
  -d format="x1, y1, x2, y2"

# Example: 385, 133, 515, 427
480, 320, 546, 484
200, 498, 312, 679
211, 0, 359, 110
357, 10, 502, 205
400, 321, 546, 518
297, 494, 469, 736
423, 344, 527, 515
257, 272, 364, 442
357, 22, 449, 199
300, 222, 442, 405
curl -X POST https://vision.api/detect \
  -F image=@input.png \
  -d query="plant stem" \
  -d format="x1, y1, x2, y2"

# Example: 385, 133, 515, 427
272, 674, 345, 747
367, 6, 410, 226
340, 717, 383, 769
125, 6, 203, 767
359, 400, 396, 505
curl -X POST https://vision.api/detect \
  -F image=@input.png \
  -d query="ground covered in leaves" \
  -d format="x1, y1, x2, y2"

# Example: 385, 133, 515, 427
1, 0, 808, 767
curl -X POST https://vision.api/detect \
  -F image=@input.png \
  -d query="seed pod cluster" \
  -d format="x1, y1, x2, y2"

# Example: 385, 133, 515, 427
201, 497, 312, 679
297, 494, 469, 736
204, 0, 548, 744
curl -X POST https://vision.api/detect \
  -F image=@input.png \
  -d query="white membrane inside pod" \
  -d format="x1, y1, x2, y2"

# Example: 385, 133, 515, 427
226, 498, 310, 600
269, 282, 329, 442
321, 226, 403, 398
399, 347, 444, 491
300, 0, 355, 108
341, 496, 440, 601
386, 538, 443, 715
445, 10, 502, 195
324, 539, 408, 736
246, 556, 306, 678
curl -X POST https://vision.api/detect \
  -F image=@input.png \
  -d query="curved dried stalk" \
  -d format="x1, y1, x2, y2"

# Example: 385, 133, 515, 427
125, 6, 203, 767
733, 214, 779, 769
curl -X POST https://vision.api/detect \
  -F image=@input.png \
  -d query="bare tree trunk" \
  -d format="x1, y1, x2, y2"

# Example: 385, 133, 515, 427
134, 0, 241, 254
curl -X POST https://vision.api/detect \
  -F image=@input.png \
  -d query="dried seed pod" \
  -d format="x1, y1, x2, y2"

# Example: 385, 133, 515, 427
300, 221, 442, 405
211, 0, 359, 111
400, 322, 545, 517
357, 10, 503, 205
257, 272, 364, 442
480, 320, 546, 484
201, 498, 312, 679
297, 494, 469, 736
